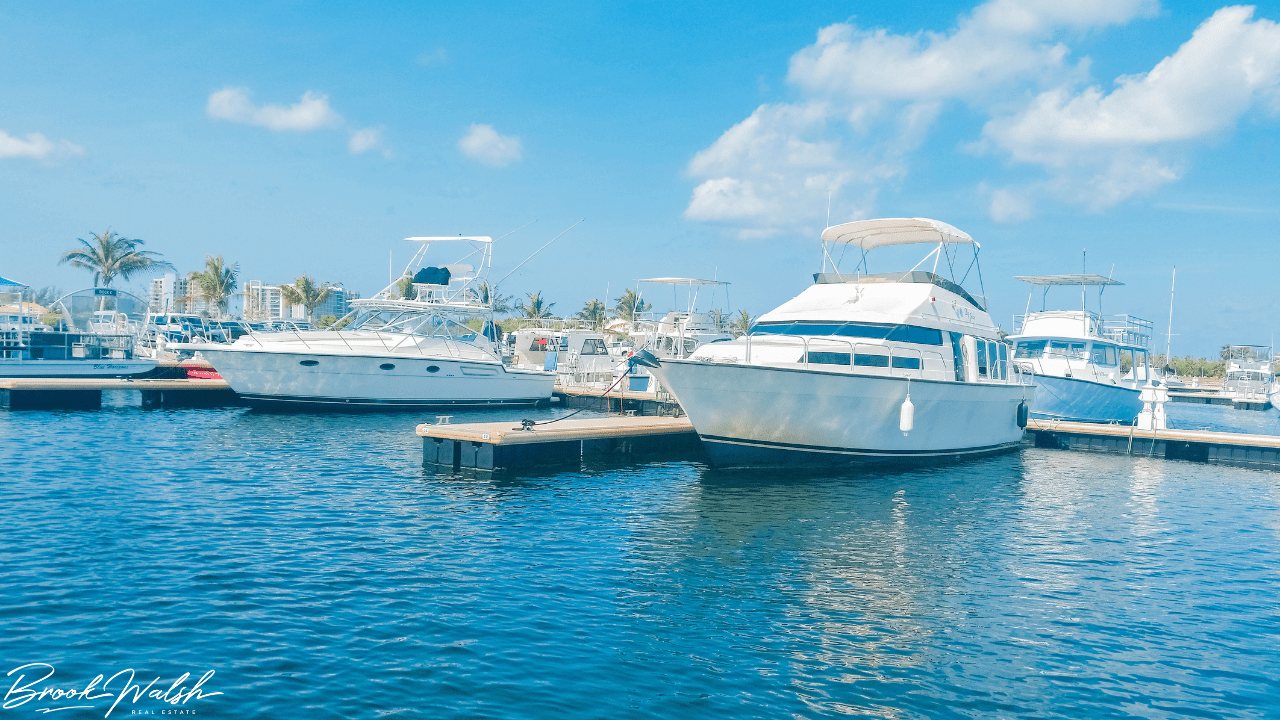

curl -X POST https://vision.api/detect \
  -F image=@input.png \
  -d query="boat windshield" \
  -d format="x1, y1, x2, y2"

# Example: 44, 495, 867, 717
345, 306, 480, 341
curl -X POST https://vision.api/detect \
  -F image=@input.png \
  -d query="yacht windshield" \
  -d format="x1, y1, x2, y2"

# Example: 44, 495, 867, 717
346, 306, 479, 340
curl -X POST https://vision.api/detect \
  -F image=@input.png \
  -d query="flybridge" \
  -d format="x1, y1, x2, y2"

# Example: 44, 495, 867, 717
813, 271, 988, 313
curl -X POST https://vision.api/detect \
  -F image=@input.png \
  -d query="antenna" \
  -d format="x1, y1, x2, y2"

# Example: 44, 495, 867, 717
495, 219, 536, 242
826, 190, 832, 228
1166, 266, 1176, 359
493, 219, 585, 289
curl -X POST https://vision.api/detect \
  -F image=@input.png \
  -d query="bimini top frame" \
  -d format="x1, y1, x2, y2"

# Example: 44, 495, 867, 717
817, 217, 987, 311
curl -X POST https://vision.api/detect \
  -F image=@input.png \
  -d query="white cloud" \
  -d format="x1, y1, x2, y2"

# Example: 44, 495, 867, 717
686, 0, 1168, 234
986, 186, 1035, 222
417, 47, 449, 66
206, 87, 343, 131
988, 7, 1280, 156
348, 127, 386, 156
980, 6, 1280, 208
458, 124, 522, 167
0, 130, 83, 160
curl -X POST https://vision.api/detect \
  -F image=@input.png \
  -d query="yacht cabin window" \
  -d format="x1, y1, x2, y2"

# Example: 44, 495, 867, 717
580, 338, 608, 355
997, 343, 1008, 379
1047, 341, 1087, 359
1014, 340, 1046, 359
976, 339, 989, 379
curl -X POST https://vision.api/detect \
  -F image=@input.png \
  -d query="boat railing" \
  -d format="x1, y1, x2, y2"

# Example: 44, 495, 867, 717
1101, 314, 1153, 349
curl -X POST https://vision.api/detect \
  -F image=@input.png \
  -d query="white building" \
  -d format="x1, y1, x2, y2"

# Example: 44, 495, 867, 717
149, 273, 194, 314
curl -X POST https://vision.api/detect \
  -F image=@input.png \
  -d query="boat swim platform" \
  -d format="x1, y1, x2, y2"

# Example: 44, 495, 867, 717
0, 378, 240, 410
417, 415, 702, 471
1025, 419, 1280, 471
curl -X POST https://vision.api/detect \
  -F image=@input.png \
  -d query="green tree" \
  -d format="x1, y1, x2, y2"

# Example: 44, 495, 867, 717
186, 255, 239, 318
316, 314, 338, 329
614, 289, 650, 321
59, 229, 171, 287
279, 276, 331, 322
731, 309, 754, 337
395, 276, 417, 301
516, 291, 555, 320
472, 281, 513, 315
576, 298, 608, 330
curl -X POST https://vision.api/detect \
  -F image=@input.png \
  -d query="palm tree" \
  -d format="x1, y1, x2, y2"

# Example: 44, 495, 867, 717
614, 288, 650, 321
709, 308, 727, 333
279, 276, 331, 322
576, 298, 608, 330
186, 255, 239, 318
59, 229, 171, 287
516, 291, 555, 320
730, 309, 754, 337
472, 281, 513, 315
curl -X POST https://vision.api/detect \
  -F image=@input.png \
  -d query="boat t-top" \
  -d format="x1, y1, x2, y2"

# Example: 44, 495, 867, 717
634, 218, 1033, 468
193, 235, 555, 409
1006, 274, 1154, 424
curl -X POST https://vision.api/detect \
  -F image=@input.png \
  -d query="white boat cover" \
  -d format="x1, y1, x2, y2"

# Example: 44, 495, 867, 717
820, 218, 976, 250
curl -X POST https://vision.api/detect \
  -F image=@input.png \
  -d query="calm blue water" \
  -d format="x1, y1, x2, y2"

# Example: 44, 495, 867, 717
3, 401, 1280, 719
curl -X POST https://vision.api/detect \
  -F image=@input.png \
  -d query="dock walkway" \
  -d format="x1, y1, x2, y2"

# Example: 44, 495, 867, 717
0, 378, 238, 410
418, 415, 699, 471
1026, 419, 1280, 471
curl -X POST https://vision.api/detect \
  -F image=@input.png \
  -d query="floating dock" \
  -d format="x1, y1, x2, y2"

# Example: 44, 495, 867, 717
0, 378, 239, 410
1026, 419, 1280, 471
554, 384, 681, 416
1169, 391, 1271, 411
418, 415, 700, 471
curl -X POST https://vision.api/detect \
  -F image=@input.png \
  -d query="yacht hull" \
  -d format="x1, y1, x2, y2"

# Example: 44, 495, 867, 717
1028, 374, 1141, 424
650, 360, 1029, 469
0, 359, 157, 378
199, 348, 554, 408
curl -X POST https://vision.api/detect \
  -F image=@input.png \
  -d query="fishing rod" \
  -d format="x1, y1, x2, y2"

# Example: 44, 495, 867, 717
493, 218, 585, 290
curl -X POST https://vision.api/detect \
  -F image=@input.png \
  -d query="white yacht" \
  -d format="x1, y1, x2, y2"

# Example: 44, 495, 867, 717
1006, 275, 1154, 424
634, 218, 1032, 468
1, 281, 156, 378
1222, 345, 1274, 402
193, 236, 555, 409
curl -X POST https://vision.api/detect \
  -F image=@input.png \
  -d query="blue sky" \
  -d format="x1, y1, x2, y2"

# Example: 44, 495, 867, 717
2, 0, 1278, 356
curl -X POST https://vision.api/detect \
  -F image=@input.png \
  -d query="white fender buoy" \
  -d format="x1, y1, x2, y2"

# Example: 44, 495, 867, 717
900, 392, 915, 433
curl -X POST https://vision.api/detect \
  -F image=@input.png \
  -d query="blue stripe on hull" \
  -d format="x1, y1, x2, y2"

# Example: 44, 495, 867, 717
1028, 375, 1142, 424
699, 435, 1022, 469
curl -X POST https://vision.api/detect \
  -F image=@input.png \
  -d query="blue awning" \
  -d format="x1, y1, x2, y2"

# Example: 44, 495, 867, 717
0, 275, 26, 287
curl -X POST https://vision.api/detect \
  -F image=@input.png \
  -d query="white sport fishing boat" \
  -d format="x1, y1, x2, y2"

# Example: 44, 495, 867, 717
193, 236, 555, 408
1006, 275, 1154, 424
634, 218, 1032, 468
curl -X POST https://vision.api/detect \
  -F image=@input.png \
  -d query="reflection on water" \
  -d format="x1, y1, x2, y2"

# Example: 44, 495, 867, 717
2, 407, 1279, 718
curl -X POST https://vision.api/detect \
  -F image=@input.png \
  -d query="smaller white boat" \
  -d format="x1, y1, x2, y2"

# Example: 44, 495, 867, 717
1007, 274, 1155, 424
1222, 345, 1274, 402
1, 281, 156, 378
